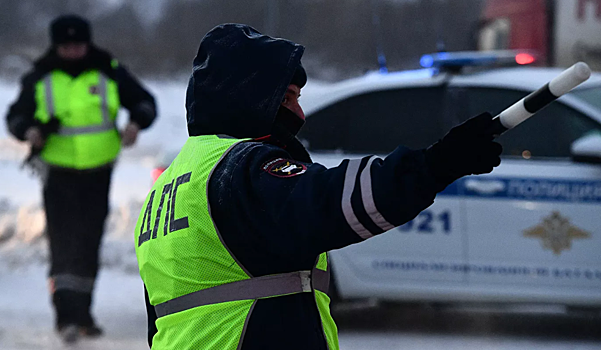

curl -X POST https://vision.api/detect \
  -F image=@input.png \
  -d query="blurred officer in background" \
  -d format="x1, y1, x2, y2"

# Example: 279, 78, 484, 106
5, 14, 157, 343
135, 24, 500, 350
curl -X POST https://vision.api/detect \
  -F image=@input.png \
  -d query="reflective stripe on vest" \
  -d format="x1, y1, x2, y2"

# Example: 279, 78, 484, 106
43, 74, 116, 136
155, 265, 330, 318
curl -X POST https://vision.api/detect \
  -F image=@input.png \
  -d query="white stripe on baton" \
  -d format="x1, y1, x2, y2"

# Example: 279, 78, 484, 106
488, 62, 592, 137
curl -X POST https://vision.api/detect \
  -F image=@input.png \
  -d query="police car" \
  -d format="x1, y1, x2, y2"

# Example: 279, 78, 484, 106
298, 51, 601, 309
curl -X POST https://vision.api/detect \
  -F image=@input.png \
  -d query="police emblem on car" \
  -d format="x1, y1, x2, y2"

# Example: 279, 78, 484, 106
262, 158, 307, 178
523, 211, 590, 255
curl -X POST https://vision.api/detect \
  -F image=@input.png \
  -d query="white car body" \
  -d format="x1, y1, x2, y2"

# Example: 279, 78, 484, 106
299, 66, 601, 306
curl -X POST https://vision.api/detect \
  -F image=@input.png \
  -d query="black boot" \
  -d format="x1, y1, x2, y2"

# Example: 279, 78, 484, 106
57, 324, 80, 344
53, 290, 104, 339
79, 309, 104, 338
53, 290, 79, 330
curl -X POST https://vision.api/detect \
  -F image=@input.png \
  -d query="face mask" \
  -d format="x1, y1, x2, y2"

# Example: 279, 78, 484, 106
275, 106, 305, 136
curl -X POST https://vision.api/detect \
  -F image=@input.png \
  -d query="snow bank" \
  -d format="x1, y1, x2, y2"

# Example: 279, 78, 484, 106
0, 198, 144, 274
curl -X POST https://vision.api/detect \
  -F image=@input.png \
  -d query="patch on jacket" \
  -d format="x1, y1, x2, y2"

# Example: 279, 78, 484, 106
262, 158, 307, 178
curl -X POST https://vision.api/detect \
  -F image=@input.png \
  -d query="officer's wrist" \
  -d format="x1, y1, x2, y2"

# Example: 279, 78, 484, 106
423, 145, 462, 192
25, 126, 41, 139
127, 121, 140, 131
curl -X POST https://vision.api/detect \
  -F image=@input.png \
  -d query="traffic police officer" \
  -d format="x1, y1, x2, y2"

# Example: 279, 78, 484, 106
135, 24, 501, 349
6, 15, 157, 343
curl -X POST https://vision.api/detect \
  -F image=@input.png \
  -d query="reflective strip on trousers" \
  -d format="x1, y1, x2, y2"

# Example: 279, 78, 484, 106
44, 74, 116, 136
155, 267, 330, 318
51, 274, 95, 294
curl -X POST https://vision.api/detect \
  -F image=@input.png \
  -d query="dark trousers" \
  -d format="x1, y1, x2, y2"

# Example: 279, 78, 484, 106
43, 166, 112, 327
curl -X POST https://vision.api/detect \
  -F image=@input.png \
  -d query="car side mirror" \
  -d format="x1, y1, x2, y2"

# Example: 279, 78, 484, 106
571, 133, 601, 164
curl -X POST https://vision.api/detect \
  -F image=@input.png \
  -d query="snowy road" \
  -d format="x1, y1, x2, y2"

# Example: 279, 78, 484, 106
1, 266, 600, 350
334, 303, 601, 350
0, 267, 148, 350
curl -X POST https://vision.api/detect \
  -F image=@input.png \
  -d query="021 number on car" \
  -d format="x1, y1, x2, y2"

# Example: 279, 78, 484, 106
398, 210, 451, 234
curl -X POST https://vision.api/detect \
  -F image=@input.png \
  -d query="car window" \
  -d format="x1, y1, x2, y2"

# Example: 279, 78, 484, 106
299, 87, 446, 154
572, 87, 601, 111
463, 87, 601, 159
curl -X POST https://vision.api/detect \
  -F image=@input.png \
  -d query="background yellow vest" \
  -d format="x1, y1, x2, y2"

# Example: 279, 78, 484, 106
34, 69, 121, 169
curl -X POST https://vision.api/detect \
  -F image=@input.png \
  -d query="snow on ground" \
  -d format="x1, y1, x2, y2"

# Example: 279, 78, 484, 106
339, 333, 601, 350
0, 266, 147, 350
1, 265, 601, 349
333, 302, 601, 350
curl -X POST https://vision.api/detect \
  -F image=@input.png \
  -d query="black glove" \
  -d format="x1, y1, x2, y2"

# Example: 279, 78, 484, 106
39, 117, 61, 137
22, 117, 60, 175
129, 101, 156, 129
425, 112, 502, 189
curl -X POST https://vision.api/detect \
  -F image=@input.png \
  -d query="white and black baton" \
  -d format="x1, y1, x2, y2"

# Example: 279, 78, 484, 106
487, 62, 592, 137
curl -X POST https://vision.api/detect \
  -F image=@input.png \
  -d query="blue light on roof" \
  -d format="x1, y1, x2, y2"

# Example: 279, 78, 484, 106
419, 50, 537, 69
420, 54, 434, 68
378, 53, 388, 74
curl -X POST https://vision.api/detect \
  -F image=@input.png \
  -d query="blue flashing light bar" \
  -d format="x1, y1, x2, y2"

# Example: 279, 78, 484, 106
378, 53, 388, 74
420, 50, 537, 69
420, 54, 434, 68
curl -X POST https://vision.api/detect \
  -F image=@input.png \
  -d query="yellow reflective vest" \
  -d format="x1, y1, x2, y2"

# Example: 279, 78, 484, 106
34, 69, 121, 169
135, 135, 339, 350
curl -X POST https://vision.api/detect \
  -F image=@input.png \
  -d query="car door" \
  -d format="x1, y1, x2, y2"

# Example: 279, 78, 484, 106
458, 87, 601, 304
300, 86, 469, 300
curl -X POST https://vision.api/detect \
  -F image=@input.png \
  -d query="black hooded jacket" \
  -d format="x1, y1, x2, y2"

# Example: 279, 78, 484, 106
6, 46, 156, 141
144, 24, 444, 349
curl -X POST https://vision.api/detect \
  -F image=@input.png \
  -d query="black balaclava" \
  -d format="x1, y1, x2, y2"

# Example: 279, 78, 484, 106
270, 62, 311, 162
